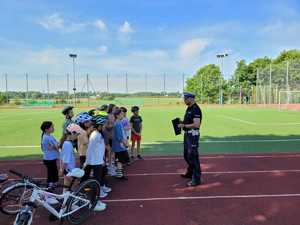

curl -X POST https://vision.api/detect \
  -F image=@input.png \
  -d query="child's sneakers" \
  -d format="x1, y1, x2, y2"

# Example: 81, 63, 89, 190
137, 154, 143, 160
101, 185, 112, 193
94, 201, 106, 211
99, 189, 108, 198
107, 164, 117, 176
115, 168, 128, 180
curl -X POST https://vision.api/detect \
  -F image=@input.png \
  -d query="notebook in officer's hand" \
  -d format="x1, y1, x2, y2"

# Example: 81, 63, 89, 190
172, 118, 182, 135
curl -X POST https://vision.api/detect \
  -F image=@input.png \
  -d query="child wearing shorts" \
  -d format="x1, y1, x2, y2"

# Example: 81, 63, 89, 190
40, 121, 59, 188
130, 106, 143, 159
112, 109, 130, 179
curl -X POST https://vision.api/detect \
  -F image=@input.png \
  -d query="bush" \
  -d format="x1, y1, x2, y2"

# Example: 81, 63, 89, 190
102, 95, 115, 101
14, 99, 22, 105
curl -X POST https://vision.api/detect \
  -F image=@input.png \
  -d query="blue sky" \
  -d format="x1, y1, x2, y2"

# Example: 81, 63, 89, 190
0, 0, 300, 92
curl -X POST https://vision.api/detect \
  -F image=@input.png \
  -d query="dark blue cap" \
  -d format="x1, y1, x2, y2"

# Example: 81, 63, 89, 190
183, 92, 195, 98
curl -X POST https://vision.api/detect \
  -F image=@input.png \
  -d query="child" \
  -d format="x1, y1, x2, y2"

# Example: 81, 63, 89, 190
59, 123, 82, 192
106, 104, 117, 175
81, 115, 111, 211
59, 105, 74, 148
130, 106, 143, 159
74, 112, 93, 168
120, 107, 131, 140
112, 109, 130, 179
40, 121, 59, 188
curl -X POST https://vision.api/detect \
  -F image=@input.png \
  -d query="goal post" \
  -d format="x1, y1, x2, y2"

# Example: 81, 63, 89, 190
278, 90, 300, 110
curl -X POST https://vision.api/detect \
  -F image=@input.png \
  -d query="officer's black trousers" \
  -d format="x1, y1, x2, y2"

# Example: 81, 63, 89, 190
183, 132, 201, 183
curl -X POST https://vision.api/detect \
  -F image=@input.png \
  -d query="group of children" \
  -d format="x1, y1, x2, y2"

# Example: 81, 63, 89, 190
40, 104, 143, 212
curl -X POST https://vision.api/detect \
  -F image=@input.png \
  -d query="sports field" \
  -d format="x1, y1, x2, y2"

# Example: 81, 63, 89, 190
0, 104, 300, 159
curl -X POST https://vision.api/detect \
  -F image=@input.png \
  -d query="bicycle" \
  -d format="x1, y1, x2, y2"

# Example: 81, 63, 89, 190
4, 170, 100, 225
0, 174, 8, 183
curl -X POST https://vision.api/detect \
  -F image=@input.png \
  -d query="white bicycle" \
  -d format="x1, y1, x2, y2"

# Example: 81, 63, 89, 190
5, 170, 100, 225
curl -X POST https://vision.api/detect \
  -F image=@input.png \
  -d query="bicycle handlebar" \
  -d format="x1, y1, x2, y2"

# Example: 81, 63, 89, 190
9, 170, 45, 187
9, 170, 29, 179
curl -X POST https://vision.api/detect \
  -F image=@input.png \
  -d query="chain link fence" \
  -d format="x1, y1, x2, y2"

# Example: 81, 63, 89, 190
256, 60, 300, 105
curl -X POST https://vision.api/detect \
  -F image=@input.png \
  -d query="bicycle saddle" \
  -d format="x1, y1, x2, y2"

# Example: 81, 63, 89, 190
66, 168, 84, 178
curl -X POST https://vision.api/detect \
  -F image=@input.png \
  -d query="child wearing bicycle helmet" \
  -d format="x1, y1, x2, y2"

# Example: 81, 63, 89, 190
40, 121, 59, 188
59, 106, 74, 148
60, 124, 82, 192
81, 115, 110, 212
74, 112, 93, 168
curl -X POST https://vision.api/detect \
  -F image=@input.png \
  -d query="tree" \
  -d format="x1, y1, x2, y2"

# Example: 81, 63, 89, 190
0, 92, 7, 104
273, 49, 300, 64
186, 64, 224, 103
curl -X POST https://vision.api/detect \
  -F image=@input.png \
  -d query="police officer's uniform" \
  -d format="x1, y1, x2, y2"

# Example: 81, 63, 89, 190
182, 93, 202, 185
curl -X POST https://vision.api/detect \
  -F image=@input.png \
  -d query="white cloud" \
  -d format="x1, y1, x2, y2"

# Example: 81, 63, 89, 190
37, 14, 106, 33
94, 19, 107, 31
38, 13, 64, 30
119, 21, 134, 34
178, 38, 210, 60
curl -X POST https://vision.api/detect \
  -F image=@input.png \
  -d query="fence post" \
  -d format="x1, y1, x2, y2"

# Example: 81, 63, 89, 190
256, 69, 259, 104
269, 64, 272, 104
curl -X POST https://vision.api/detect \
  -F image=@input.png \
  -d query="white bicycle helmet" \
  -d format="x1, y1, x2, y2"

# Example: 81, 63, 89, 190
66, 168, 84, 178
66, 123, 83, 135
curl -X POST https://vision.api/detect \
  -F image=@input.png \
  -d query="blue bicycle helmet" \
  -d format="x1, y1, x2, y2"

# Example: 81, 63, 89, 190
75, 112, 93, 125
92, 115, 108, 125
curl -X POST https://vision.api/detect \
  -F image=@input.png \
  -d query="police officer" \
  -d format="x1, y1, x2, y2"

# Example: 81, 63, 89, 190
178, 92, 202, 186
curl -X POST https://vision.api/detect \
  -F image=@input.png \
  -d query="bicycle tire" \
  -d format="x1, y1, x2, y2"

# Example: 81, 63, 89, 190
14, 210, 32, 225
0, 183, 34, 215
66, 179, 100, 224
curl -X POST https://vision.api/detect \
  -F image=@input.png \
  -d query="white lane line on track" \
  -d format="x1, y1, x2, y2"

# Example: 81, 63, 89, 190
2, 154, 300, 165
104, 193, 300, 203
144, 154, 300, 160
202, 139, 300, 143
1, 138, 300, 149
6, 169, 300, 181
127, 169, 300, 176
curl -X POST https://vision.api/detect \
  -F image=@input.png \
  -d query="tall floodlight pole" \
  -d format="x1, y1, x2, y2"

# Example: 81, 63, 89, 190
216, 53, 229, 104
69, 54, 77, 106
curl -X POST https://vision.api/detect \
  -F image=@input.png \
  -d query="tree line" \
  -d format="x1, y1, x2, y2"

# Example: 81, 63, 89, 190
185, 49, 300, 104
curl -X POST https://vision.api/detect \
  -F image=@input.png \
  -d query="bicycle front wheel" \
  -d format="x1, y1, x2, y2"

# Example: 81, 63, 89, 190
0, 183, 34, 215
14, 210, 33, 225
66, 179, 100, 224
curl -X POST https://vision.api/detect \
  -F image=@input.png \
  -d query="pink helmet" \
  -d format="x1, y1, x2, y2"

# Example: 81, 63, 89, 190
66, 123, 83, 135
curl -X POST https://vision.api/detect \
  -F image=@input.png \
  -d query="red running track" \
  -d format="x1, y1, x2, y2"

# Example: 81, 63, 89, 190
1, 153, 300, 225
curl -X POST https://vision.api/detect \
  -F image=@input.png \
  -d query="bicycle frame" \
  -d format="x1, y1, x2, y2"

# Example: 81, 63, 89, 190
29, 186, 91, 219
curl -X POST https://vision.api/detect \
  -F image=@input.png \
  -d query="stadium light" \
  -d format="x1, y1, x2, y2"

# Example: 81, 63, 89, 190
216, 53, 229, 104
69, 54, 77, 105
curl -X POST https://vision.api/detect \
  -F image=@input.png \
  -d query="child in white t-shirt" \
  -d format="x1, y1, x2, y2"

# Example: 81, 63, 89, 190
59, 124, 83, 192
81, 115, 111, 212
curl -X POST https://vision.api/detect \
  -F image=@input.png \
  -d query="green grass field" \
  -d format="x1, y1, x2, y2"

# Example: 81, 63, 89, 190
0, 104, 300, 159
